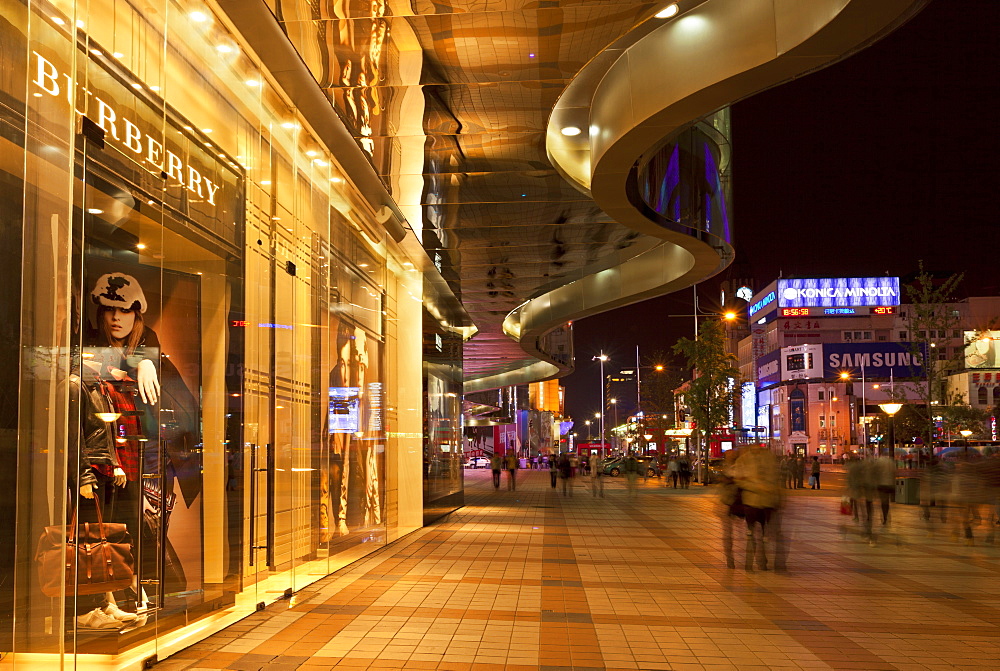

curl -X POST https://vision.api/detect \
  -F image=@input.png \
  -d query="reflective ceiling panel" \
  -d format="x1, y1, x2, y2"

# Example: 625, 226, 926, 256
268, 0, 661, 385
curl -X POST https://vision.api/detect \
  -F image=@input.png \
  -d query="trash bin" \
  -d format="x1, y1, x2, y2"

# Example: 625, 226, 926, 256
895, 477, 920, 505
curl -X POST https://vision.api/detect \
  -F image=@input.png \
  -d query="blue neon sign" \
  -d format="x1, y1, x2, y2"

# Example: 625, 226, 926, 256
748, 291, 776, 317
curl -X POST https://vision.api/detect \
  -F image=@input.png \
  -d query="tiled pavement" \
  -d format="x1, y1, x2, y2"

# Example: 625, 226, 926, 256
158, 468, 1000, 670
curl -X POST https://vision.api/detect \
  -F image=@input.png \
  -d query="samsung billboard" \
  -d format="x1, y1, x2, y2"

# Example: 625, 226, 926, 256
823, 342, 926, 378
778, 277, 900, 309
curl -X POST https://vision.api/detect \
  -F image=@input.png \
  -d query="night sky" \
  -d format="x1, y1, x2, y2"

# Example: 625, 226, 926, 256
562, 0, 999, 424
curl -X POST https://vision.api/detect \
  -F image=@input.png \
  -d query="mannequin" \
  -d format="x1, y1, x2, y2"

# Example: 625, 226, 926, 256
68, 355, 135, 630
77, 272, 162, 629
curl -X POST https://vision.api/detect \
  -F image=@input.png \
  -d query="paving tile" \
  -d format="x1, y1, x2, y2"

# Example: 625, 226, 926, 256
144, 469, 1000, 671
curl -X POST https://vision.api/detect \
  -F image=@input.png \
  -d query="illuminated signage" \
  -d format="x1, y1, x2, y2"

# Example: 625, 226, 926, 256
872, 306, 896, 315
824, 342, 925, 377
778, 277, 900, 309
824, 307, 856, 315
748, 290, 776, 317
781, 308, 811, 317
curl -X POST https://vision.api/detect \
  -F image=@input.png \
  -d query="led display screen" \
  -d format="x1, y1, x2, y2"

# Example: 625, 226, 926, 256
778, 277, 900, 309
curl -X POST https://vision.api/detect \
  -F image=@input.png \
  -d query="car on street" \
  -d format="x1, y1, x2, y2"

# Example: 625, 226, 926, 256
603, 456, 661, 477
691, 457, 726, 483
464, 456, 491, 469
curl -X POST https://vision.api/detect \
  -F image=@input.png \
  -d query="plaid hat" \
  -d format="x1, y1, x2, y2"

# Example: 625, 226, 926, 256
90, 273, 147, 313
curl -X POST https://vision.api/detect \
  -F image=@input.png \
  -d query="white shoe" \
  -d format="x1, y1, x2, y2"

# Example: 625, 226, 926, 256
77, 608, 123, 630
104, 603, 138, 622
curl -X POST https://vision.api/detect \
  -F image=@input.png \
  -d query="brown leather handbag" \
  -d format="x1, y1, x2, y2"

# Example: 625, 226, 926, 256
35, 498, 135, 597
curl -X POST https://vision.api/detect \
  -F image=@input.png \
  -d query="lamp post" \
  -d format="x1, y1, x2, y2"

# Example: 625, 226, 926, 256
610, 398, 619, 452
879, 402, 902, 460
960, 429, 973, 459
593, 353, 608, 454
585, 420, 591, 442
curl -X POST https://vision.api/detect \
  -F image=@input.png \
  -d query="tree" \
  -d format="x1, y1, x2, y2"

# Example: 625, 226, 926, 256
673, 320, 741, 480
640, 349, 684, 435
900, 263, 964, 462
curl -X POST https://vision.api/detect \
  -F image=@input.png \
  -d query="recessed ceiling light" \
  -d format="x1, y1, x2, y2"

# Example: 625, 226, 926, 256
281, 122, 298, 129
89, 48, 101, 55
560, 126, 582, 136
131, 83, 142, 90
113, 52, 124, 58
202, 128, 212, 133
150, 85, 160, 92
306, 150, 317, 157
216, 44, 234, 54
76, 19, 85, 28
245, 79, 260, 87
87, 208, 103, 214
528, 53, 535, 58
51, 16, 66, 26
330, 177, 343, 183
189, 11, 209, 22
655, 3, 679, 19
261, 180, 271, 185
359, 263, 369, 268
136, 243, 147, 250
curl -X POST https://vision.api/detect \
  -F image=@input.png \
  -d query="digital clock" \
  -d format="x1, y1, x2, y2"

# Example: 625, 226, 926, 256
781, 307, 811, 317
872, 306, 896, 315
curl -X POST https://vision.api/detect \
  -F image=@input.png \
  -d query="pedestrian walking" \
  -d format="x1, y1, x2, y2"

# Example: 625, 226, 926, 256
624, 454, 640, 497
795, 455, 806, 489
591, 454, 605, 498
718, 450, 744, 568
668, 456, 679, 488
558, 452, 574, 497
733, 446, 780, 571
810, 456, 821, 490
490, 451, 503, 490
505, 451, 519, 491
548, 454, 558, 488
679, 457, 691, 489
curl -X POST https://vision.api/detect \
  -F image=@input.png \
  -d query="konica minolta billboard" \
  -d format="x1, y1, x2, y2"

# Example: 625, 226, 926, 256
778, 277, 900, 309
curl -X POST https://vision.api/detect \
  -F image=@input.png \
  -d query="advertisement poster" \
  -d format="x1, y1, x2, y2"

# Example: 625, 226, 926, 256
965, 331, 1000, 369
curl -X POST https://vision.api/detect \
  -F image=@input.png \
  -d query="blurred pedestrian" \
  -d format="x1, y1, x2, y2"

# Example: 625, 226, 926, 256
591, 454, 605, 498
810, 456, 821, 490
490, 451, 503, 490
795, 455, 806, 489
548, 454, 558, 488
718, 450, 744, 568
679, 456, 691, 489
733, 446, 780, 571
874, 455, 896, 524
623, 454, 640, 497
558, 452, 574, 497
504, 451, 519, 491
781, 455, 793, 489
668, 456, 679, 488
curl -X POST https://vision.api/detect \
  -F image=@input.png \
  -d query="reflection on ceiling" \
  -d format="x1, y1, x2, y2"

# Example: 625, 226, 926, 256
268, 0, 661, 382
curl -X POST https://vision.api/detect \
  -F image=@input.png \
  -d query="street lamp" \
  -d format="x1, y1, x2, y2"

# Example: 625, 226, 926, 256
585, 419, 591, 442
610, 398, 620, 452
960, 429, 973, 458
644, 433, 653, 455
593, 352, 608, 453
879, 402, 902, 459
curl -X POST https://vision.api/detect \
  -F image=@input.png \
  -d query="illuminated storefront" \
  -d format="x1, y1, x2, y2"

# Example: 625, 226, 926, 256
0, 0, 459, 665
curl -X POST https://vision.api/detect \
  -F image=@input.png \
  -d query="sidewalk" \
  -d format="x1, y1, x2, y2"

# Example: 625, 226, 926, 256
158, 469, 1000, 671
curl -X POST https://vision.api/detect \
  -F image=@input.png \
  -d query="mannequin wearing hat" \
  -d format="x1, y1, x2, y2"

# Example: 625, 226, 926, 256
72, 272, 163, 629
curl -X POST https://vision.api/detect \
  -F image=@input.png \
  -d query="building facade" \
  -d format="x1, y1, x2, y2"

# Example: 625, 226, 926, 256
0, 1, 467, 663
739, 277, 1000, 457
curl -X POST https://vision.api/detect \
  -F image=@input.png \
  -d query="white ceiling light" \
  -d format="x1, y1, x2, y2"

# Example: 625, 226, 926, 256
655, 3, 679, 19
560, 126, 582, 137
189, 11, 209, 22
